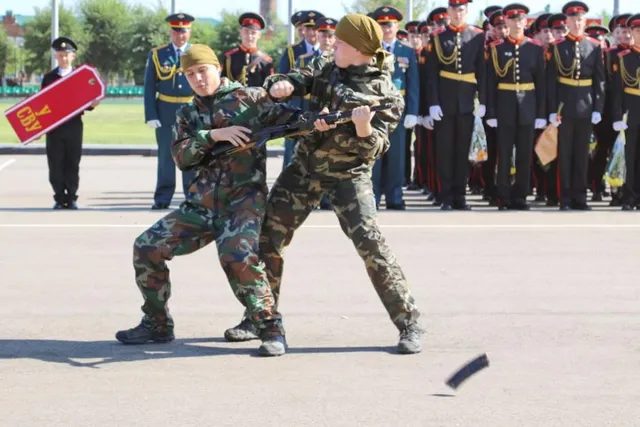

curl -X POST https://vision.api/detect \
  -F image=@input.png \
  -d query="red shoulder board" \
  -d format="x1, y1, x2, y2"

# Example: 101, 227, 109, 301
551, 38, 563, 45
618, 49, 631, 58
587, 37, 600, 45
225, 48, 239, 56
527, 37, 543, 46
605, 46, 618, 52
432, 28, 445, 35
490, 39, 503, 47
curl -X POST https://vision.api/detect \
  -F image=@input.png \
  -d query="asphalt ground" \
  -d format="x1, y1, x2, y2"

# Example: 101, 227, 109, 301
1, 155, 639, 427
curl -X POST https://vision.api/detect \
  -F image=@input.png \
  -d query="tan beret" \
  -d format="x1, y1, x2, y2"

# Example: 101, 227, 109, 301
180, 44, 220, 70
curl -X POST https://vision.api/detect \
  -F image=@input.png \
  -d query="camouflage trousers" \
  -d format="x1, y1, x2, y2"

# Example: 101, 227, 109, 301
133, 188, 283, 336
259, 162, 420, 331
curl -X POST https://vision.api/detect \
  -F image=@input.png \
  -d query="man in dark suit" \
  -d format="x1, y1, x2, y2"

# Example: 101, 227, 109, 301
41, 37, 99, 210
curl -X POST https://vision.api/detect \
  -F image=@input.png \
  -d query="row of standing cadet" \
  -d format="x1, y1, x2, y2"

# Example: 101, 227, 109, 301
41, 6, 640, 214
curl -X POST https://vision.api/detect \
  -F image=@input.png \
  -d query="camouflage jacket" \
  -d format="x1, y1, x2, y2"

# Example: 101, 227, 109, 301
264, 55, 405, 180
171, 78, 297, 210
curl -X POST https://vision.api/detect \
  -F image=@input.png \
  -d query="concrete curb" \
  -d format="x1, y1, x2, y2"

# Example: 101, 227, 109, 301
0, 143, 285, 157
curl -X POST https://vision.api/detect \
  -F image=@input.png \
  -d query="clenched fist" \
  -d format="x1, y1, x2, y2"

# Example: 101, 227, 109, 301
352, 105, 375, 138
351, 106, 374, 127
269, 80, 295, 99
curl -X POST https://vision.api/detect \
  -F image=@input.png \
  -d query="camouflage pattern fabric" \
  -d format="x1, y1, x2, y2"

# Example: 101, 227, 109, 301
132, 78, 300, 336
264, 54, 404, 181
259, 58, 421, 330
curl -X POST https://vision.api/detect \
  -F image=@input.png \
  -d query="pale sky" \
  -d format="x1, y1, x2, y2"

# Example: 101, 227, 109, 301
6, 0, 634, 22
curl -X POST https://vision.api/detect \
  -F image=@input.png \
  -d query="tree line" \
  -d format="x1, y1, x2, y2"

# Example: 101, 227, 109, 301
0, 0, 437, 85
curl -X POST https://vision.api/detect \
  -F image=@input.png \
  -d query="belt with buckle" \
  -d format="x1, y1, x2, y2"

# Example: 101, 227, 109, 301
624, 87, 640, 96
440, 70, 477, 84
498, 83, 535, 91
557, 77, 592, 87
158, 94, 194, 103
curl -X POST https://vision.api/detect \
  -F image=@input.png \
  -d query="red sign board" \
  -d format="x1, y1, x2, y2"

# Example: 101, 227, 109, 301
4, 64, 106, 145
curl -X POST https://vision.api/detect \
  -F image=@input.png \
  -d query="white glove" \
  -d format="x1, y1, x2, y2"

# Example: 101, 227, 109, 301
146, 120, 161, 129
486, 118, 498, 128
422, 116, 434, 130
475, 104, 486, 118
429, 105, 443, 121
404, 115, 418, 129
612, 121, 628, 131
549, 113, 561, 127
591, 112, 602, 125
534, 118, 547, 129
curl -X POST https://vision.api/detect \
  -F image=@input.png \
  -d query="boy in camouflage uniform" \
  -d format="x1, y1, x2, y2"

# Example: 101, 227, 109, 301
115, 44, 294, 357
225, 14, 423, 354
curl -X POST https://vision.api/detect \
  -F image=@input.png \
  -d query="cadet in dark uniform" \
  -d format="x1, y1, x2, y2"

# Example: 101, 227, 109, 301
483, 5, 502, 33
550, 12, 569, 40
426, 0, 486, 210
542, 13, 569, 206
42, 37, 99, 210
420, 8, 450, 204
585, 24, 611, 201
585, 25, 609, 46
486, 4, 546, 210
404, 19, 423, 189
609, 13, 633, 47
482, 9, 508, 206
546, 1, 605, 210
144, 13, 196, 210
611, 14, 640, 210
599, 14, 632, 206
415, 20, 431, 195
530, 13, 555, 203
222, 13, 273, 87
467, 7, 502, 199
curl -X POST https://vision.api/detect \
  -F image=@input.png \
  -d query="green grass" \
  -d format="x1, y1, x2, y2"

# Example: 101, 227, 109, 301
0, 98, 284, 147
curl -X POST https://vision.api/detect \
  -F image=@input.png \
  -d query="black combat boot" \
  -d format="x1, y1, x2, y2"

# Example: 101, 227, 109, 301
224, 316, 259, 342
258, 334, 287, 357
115, 317, 174, 344
397, 324, 423, 354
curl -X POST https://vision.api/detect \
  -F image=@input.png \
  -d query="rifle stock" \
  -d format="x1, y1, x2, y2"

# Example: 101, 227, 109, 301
208, 103, 394, 159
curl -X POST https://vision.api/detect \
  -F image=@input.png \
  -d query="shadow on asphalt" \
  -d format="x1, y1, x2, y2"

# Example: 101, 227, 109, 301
0, 206, 174, 212
0, 338, 397, 368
